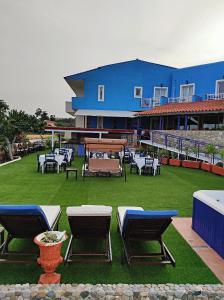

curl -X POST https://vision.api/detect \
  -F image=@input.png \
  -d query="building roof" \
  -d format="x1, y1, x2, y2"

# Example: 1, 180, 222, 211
137, 100, 224, 116
64, 59, 176, 79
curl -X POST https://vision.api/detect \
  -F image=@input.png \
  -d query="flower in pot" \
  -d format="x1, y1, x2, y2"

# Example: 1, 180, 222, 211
169, 152, 181, 166
159, 149, 169, 165
182, 145, 200, 169
34, 231, 66, 284
211, 149, 224, 176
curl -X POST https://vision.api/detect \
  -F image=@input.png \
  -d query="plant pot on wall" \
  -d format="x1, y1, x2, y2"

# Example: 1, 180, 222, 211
182, 160, 201, 169
201, 162, 212, 172
211, 165, 224, 176
169, 159, 181, 167
34, 231, 66, 284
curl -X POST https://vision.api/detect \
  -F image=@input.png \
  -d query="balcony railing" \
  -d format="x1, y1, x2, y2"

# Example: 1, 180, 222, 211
207, 93, 224, 100
140, 98, 161, 108
141, 98, 152, 108
168, 96, 192, 103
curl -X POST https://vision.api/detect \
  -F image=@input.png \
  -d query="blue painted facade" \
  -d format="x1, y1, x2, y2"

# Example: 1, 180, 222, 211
65, 59, 224, 129
171, 61, 224, 100
65, 60, 175, 112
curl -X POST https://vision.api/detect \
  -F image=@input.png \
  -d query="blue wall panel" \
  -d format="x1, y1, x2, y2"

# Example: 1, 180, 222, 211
171, 61, 224, 99
67, 60, 174, 112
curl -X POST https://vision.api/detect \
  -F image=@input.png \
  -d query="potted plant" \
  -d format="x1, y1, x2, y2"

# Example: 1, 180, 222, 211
159, 149, 169, 165
169, 151, 181, 167
211, 149, 224, 176
34, 231, 66, 284
182, 146, 201, 169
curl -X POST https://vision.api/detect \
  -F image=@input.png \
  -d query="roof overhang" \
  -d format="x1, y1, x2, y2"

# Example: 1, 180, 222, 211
74, 109, 136, 118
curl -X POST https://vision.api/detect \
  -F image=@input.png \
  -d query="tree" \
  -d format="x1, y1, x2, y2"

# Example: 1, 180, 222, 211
0, 99, 9, 120
0, 109, 32, 160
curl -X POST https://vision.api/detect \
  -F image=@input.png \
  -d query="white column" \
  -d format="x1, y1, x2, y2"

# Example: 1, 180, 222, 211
99, 132, 102, 139
51, 131, 55, 151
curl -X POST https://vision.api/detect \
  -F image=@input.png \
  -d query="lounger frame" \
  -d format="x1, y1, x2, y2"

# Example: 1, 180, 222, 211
117, 212, 176, 266
65, 215, 112, 264
0, 211, 61, 263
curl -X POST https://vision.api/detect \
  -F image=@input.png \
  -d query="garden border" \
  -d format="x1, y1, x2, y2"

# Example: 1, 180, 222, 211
0, 283, 224, 299
0, 157, 21, 168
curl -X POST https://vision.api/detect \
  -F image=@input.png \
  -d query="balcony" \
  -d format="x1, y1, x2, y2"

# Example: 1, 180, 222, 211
140, 98, 160, 108
65, 101, 76, 116
168, 96, 193, 104
207, 93, 224, 100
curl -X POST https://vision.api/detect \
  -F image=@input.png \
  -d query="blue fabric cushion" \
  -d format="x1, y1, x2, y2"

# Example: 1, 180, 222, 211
122, 209, 178, 236
0, 205, 50, 230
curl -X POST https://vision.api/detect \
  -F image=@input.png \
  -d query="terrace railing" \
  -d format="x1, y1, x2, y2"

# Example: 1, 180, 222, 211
141, 98, 152, 108
150, 130, 224, 163
207, 93, 224, 100
168, 96, 192, 104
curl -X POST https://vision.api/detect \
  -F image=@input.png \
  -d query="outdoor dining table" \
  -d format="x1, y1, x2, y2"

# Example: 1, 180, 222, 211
39, 154, 65, 174
134, 156, 159, 176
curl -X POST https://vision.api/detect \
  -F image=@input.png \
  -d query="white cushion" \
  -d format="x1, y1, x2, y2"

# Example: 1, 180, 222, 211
117, 206, 144, 229
40, 205, 61, 228
66, 205, 112, 216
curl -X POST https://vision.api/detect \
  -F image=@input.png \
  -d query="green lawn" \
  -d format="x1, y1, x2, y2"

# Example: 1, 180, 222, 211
0, 153, 223, 284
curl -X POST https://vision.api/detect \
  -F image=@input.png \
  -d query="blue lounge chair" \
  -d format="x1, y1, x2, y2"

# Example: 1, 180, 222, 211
0, 205, 61, 262
117, 206, 178, 266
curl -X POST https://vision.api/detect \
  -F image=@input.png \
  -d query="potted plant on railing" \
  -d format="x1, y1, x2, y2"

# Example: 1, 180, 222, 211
182, 146, 201, 169
200, 144, 213, 172
169, 151, 181, 167
34, 231, 66, 284
159, 149, 170, 165
211, 149, 224, 176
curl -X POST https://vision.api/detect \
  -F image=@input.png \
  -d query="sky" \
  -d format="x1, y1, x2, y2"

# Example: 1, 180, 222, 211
1, 0, 224, 117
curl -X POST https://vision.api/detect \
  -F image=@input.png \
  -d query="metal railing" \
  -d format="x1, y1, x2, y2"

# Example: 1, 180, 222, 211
141, 98, 152, 108
168, 96, 192, 103
140, 98, 161, 108
150, 130, 223, 163
207, 93, 224, 100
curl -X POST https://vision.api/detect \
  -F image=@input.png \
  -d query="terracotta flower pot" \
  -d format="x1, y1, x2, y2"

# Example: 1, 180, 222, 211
169, 159, 181, 167
161, 157, 169, 165
182, 160, 200, 169
200, 162, 212, 172
34, 231, 66, 284
211, 165, 224, 176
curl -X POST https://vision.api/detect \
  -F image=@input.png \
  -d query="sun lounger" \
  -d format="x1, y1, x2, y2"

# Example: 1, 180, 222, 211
117, 206, 178, 266
0, 205, 61, 262
65, 205, 112, 263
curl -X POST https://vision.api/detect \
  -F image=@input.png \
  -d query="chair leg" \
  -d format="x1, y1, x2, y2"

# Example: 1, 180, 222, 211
1, 234, 13, 255
64, 235, 73, 264
108, 232, 112, 263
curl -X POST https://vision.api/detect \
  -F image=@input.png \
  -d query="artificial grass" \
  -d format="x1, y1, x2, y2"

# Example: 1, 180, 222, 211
0, 153, 223, 284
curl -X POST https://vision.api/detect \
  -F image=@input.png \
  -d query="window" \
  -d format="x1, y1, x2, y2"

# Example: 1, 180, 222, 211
153, 87, 168, 99
98, 85, 104, 101
216, 80, 224, 94
134, 86, 143, 98
180, 84, 195, 101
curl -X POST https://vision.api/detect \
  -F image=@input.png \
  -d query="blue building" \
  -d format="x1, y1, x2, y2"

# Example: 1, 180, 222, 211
65, 59, 224, 132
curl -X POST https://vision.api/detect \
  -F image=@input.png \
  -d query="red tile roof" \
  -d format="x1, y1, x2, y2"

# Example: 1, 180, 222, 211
137, 100, 224, 116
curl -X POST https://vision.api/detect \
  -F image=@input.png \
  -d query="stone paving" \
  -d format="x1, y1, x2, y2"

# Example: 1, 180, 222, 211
0, 284, 224, 300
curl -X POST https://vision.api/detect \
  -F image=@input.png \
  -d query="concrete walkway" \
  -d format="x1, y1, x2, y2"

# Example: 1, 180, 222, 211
173, 217, 224, 283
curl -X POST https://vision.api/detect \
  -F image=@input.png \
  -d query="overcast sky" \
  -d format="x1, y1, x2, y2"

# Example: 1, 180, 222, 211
1, 0, 224, 117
